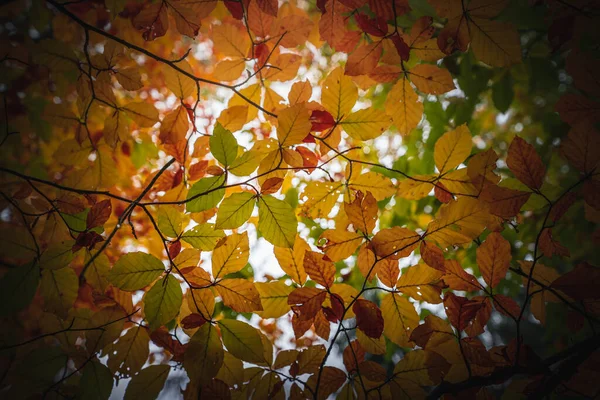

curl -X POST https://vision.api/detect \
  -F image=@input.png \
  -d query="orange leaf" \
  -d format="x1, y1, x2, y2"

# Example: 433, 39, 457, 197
344, 191, 378, 235
261, 177, 284, 195
303, 251, 336, 288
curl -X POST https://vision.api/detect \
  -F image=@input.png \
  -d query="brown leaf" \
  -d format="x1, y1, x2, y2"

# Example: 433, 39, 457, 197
86, 199, 112, 229
343, 340, 365, 374
551, 262, 600, 301
442, 260, 481, 292
506, 136, 546, 190
477, 232, 511, 288
420, 241, 446, 272
539, 228, 570, 258
443, 293, 481, 332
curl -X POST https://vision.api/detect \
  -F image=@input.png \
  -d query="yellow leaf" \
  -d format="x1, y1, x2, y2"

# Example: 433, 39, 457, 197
216, 278, 263, 312
116, 67, 143, 91
274, 235, 309, 285
277, 104, 311, 147
321, 67, 357, 120
212, 58, 246, 81
300, 181, 344, 219
163, 60, 196, 99
340, 108, 391, 141
427, 197, 490, 248
396, 264, 444, 304
212, 232, 250, 279
408, 64, 455, 95
385, 78, 423, 136
381, 293, 419, 347
217, 105, 249, 132
255, 281, 294, 318
349, 171, 395, 200
397, 175, 435, 200
469, 18, 521, 67
371, 227, 421, 259
319, 229, 364, 262
434, 124, 472, 174
356, 329, 386, 354
212, 22, 251, 59
123, 102, 159, 128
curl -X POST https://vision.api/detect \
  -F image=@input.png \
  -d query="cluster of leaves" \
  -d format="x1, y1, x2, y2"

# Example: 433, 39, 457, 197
0, 0, 599, 399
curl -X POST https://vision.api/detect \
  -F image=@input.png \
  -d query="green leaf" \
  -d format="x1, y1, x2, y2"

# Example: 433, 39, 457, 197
183, 323, 224, 386
257, 195, 297, 248
124, 365, 170, 400
492, 72, 514, 113
186, 175, 226, 212
108, 252, 165, 291
218, 319, 265, 364
144, 275, 183, 330
0, 262, 39, 316
40, 241, 75, 270
181, 224, 225, 250
80, 360, 113, 400
40, 267, 78, 318
210, 123, 238, 167
157, 206, 182, 238
215, 192, 256, 229
229, 150, 263, 176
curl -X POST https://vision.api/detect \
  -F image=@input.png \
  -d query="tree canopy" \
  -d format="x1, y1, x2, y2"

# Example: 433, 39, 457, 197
0, 0, 599, 399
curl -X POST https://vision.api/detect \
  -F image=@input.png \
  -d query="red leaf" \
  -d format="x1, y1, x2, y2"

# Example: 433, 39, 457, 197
169, 240, 182, 259
224, 0, 244, 19
355, 13, 388, 37
86, 199, 112, 229
295, 146, 318, 171
310, 110, 336, 131
181, 313, 207, 329
353, 299, 384, 338
390, 33, 410, 61
73, 231, 104, 252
